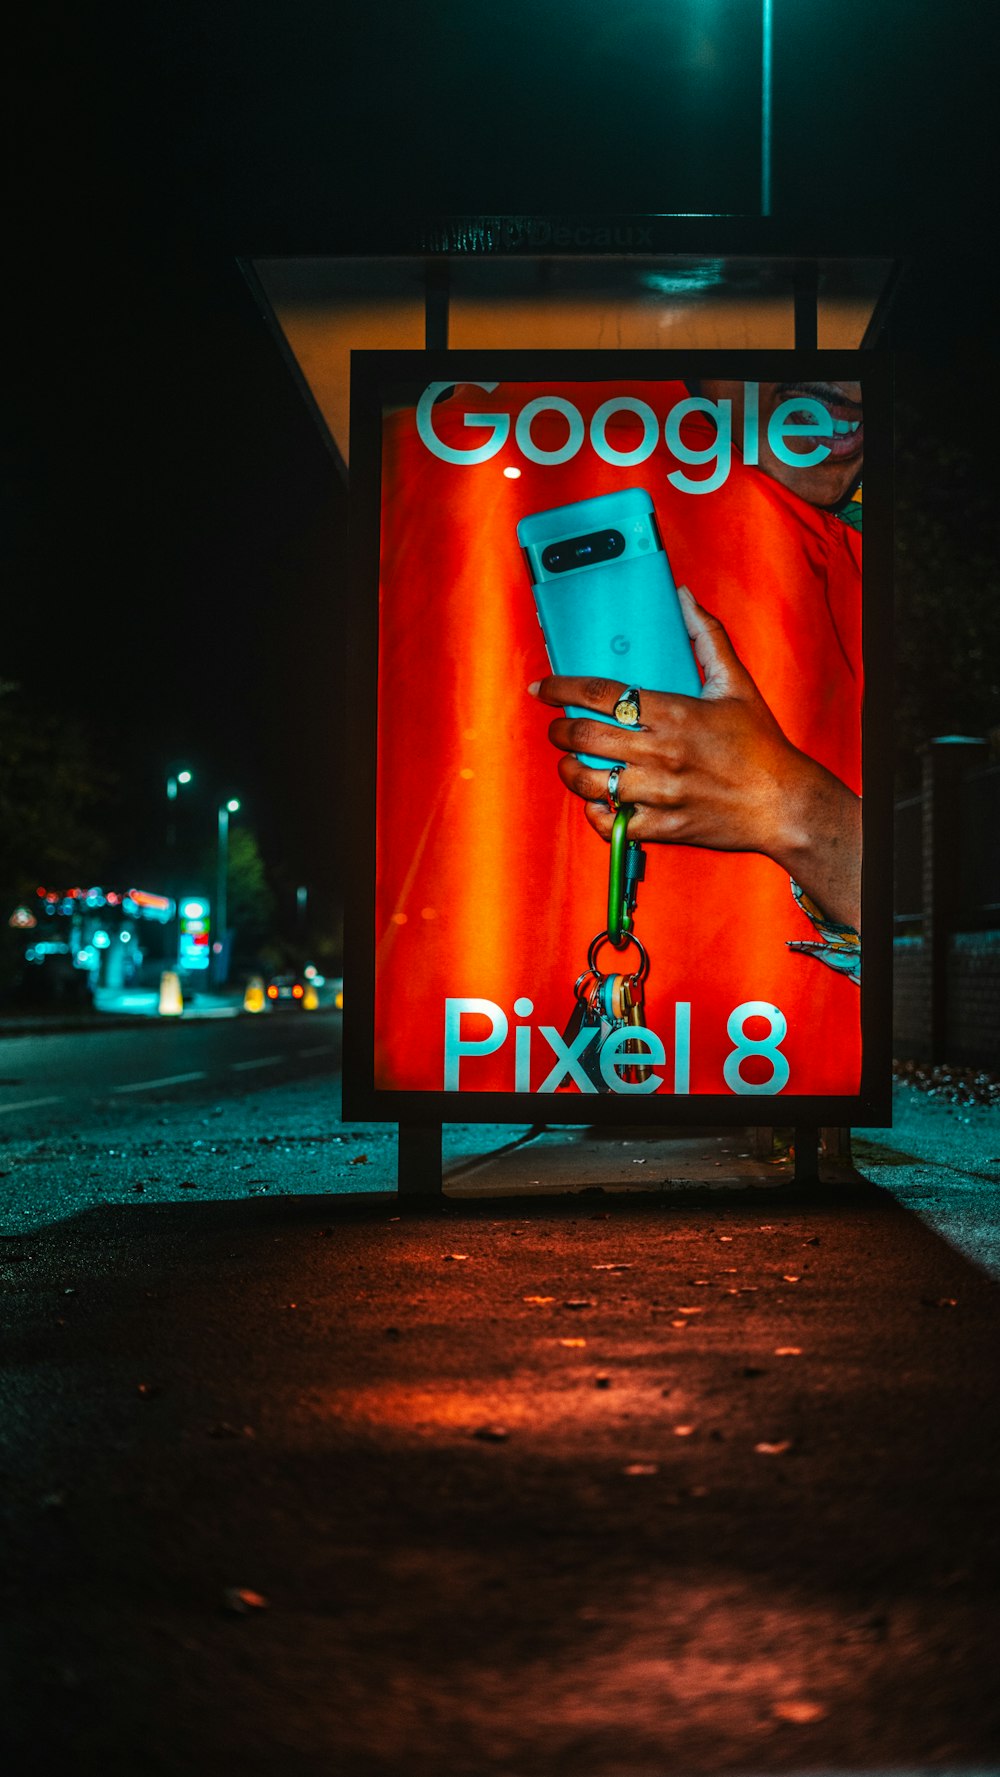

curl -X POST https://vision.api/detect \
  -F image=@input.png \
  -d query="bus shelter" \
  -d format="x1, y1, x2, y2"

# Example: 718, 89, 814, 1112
242, 216, 900, 1196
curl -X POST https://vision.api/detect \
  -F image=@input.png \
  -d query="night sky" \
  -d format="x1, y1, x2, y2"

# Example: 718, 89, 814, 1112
9, 0, 1000, 921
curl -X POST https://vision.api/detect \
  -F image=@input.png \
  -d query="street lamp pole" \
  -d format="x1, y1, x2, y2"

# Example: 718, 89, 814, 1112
166, 767, 193, 845
166, 768, 193, 966
215, 798, 240, 987
761, 0, 773, 216
166, 768, 192, 804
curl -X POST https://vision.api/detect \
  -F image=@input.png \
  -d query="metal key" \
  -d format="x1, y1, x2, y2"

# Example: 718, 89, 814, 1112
579, 974, 617, 1091
621, 974, 652, 1085
557, 971, 607, 1093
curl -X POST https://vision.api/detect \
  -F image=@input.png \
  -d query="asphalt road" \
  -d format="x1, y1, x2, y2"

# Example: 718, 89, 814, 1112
0, 1010, 344, 1134
0, 1011, 380, 1235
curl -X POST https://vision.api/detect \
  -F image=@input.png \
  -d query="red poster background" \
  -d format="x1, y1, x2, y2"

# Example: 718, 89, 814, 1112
373, 380, 862, 1099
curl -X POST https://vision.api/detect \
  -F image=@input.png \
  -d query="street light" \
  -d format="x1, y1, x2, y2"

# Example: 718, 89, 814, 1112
165, 766, 195, 859
214, 798, 241, 987
761, 0, 773, 216
165, 767, 195, 965
166, 768, 193, 801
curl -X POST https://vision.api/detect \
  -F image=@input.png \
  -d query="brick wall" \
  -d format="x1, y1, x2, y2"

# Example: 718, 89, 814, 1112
893, 933, 1000, 1067
893, 937, 930, 1057
891, 740, 1000, 1067
946, 933, 1000, 1068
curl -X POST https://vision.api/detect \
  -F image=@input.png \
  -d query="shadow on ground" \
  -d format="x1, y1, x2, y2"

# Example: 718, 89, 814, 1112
2, 1186, 999, 1776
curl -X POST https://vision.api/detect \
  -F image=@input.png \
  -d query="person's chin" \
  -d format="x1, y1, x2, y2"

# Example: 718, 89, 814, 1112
772, 457, 863, 509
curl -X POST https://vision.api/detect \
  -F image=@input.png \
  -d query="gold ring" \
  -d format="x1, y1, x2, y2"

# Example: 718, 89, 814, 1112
614, 686, 641, 727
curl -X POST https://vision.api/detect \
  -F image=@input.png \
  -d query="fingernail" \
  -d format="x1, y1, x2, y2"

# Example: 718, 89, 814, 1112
527, 681, 541, 696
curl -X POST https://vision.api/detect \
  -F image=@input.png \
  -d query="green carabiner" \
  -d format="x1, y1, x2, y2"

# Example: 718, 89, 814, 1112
608, 804, 636, 946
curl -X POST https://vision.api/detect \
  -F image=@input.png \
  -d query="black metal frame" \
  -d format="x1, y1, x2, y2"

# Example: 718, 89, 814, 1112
343, 346, 892, 1132
238, 218, 905, 486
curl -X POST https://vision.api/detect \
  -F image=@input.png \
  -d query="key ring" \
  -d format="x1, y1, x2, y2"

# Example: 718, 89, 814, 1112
573, 969, 598, 1006
588, 929, 649, 984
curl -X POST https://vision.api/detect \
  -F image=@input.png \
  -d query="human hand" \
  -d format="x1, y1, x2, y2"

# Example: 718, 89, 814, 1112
529, 585, 861, 930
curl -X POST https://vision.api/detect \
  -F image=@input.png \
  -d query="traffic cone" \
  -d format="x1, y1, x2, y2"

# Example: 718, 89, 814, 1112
159, 970, 183, 1016
244, 976, 265, 1013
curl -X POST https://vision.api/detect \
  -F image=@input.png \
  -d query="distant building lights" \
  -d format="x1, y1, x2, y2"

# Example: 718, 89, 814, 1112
127, 888, 172, 913
93, 930, 111, 949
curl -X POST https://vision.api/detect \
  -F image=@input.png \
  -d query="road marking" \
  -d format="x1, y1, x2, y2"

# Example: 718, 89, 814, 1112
299, 1045, 334, 1058
0, 1095, 65, 1115
112, 1072, 207, 1094
230, 1055, 282, 1072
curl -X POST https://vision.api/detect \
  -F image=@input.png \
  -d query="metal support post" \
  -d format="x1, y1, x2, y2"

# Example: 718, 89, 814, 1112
793, 1125, 820, 1184
425, 263, 449, 351
921, 736, 987, 1063
793, 265, 818, 351
397, 1123, 443, 1198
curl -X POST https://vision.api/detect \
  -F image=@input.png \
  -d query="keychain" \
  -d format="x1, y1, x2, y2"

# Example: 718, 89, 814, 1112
559, 932, 651, 1092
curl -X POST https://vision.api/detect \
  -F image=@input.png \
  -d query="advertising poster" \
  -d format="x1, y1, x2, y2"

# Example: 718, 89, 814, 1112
347, 352, 890, 1122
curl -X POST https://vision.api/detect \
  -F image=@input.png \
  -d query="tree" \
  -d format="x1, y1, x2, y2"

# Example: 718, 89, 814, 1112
225, 826, 275, 954
196, 824, 275, 961
0, 683, 116, 905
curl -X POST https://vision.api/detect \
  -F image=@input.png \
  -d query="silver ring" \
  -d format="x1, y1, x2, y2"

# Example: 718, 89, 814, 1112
606, 765, 624, 811
614, 687, 641, 727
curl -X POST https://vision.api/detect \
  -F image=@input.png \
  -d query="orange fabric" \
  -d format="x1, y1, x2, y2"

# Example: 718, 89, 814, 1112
374, 381, 862, 1098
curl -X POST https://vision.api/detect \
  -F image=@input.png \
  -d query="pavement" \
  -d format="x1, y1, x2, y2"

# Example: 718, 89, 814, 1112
2, 1073, 999, 1776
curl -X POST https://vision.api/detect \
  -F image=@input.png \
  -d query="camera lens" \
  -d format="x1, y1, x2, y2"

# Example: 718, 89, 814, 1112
542, 528, 624, 573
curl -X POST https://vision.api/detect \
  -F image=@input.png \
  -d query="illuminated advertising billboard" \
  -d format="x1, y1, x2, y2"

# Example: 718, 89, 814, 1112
178, 898, 211, 971
345, 352, 891, 1125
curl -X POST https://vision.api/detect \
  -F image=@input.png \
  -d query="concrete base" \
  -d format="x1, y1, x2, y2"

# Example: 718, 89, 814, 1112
444, 1125, 860, 1198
